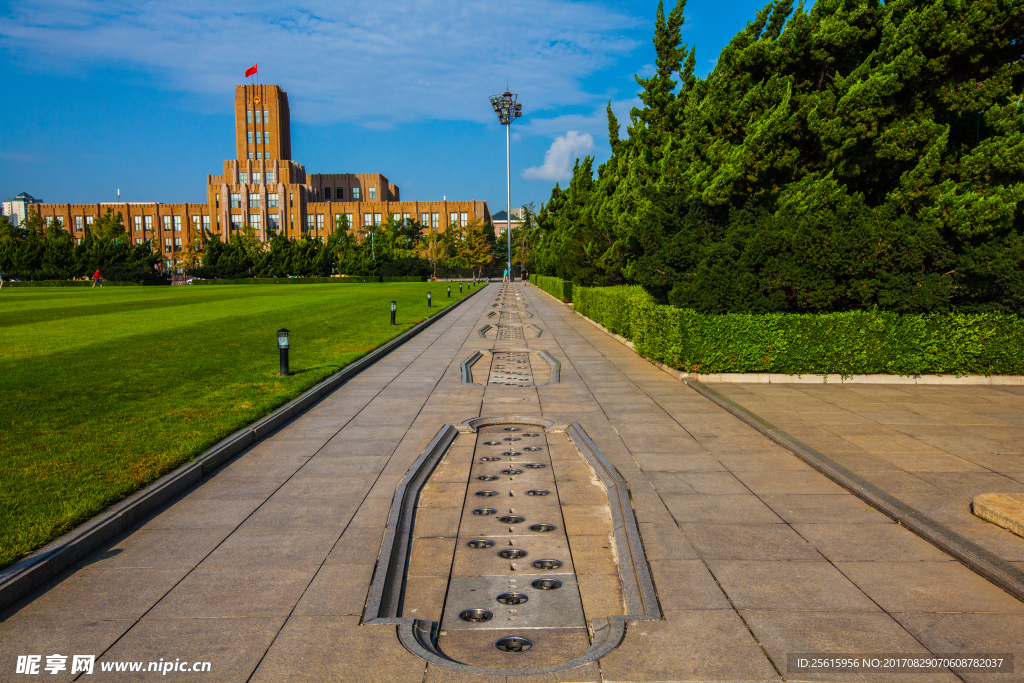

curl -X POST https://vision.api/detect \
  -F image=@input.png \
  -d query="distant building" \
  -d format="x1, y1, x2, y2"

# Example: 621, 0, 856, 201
2, 192, 43, 226
492, 207, 524, 236
30, 84, 491, 273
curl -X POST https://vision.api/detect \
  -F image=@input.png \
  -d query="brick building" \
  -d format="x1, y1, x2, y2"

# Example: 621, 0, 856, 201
31, 84, 491, 272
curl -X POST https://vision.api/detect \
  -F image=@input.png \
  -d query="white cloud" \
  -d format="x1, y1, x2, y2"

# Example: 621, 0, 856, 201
0, 0, 642, 126
522, 131, 595, 181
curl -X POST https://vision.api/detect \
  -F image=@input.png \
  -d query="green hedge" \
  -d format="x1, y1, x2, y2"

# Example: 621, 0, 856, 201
191, 276, 381, 285
574, 285, 1024, 377
531, 274, 573, 303
382, 275, 428, 282
2, 280, 154, 287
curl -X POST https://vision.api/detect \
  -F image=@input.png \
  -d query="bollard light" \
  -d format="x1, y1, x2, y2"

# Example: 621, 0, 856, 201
447, 285, 451, 298
277, 328, 290, 376
427, 292, 432, 307
460, 282, 463, 294
390, 300, 396, 326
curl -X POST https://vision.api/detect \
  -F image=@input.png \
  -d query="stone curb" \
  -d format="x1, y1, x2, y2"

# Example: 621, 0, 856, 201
542, 288, 1024, 603
974, 494, 1024, 539
0, 284, 487, 613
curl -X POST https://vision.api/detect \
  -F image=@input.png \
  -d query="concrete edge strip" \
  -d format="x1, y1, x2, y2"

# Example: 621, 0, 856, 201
544, 286, 1024, 603
0, 284, 486, 613
685, 380, 1024, 604
566, 423, 660, 620
529, 324, 543, 338
478, 324, 492, 339
366, 415, 655, 675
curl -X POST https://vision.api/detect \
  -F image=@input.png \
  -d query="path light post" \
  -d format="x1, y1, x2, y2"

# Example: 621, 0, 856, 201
460, 283, 463, 294
489, 90, 522, 280
277, 328, 290, 376
390, 300, 396, 326
427, 292, 432, 308
447, 285, 451, 298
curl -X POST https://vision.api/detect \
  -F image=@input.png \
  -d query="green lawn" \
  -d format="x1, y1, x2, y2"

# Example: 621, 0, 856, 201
0, 282, 476, 568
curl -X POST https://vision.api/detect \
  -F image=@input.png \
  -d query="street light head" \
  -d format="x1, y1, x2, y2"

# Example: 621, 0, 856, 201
489, 91, 520, 125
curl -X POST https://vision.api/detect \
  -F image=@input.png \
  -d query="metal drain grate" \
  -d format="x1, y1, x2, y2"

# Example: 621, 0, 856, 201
488, 351, 534, 387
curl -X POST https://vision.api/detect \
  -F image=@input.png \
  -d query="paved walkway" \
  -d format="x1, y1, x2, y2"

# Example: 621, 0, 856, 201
2, 282, 1023, 682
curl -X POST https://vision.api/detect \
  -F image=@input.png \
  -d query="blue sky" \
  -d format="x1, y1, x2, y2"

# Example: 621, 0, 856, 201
0, 0, 771, 213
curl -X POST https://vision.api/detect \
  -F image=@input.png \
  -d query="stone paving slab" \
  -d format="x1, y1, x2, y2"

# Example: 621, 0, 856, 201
3, 282, 1024, 682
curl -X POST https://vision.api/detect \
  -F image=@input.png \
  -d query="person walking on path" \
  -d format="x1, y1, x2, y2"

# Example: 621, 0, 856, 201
91, 269, 104, 289
0, 267, 5, 290
503, 268, 509, 283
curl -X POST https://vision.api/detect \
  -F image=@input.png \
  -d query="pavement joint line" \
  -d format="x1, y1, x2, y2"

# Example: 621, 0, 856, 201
531, 284, 1024, 605
0, 283, 487, 614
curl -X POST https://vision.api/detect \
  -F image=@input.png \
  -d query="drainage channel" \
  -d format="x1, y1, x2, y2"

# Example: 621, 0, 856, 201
436, 424, 589, 667
363, 416, 660, 676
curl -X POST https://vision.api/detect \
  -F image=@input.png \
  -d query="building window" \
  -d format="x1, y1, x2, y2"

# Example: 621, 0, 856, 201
420, 212, 429, 226
336, 188, 344, 200
230, 193, 242, 209
263, 131, 270, 144
352, 187, 360, 200
163, 215, 171, 231
231, 215, 242, 231
403, 213, 411, 223
450, 212, 458, 227
267, 193, 279, 208
51, 216, 63, 227
134, 216, 142, 232
174, 237, 182, 252
74, 216, 83, 232
247, 110, 253, 124
374, 213, 381, 226
250, 214, 261, 229
266, 172, 275, 183
431, 213, 439, 229
264, 110, 268, 121
255, 110, 261, 124
215, 193, 220, 209
316, 214, 324, 231
173, 216, 182, 232
164, 237, 172, 253
253, 172, 261, 184
76, 238, 82, 245
165, 259, 173, 271
369, 187, 376, 199
289, 193, 293, 206
305, 215, 315, 232
144, 215, 153, 232
324, 188, 331, 200
192, 215, 201, 231
256, 152, 262, 160
239, 172, 248, 184
460, 212, 468, 226
247, 131, 253, 144
135, 238, 143, 245
345, 213, 353, 228
86, 216, 95, 227
248, 152, 254, 160
364, 213, 372, 227
249, 193, 260, 209
269, 214, 280, 231
202, 215, 210, 230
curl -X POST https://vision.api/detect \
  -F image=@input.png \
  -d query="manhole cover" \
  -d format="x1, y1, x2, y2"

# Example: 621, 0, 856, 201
530, 523, 556, 532
532, 559, 562, 570
475, 490, 498, 497
504, 437, 521, 442
532, 579, 562, 590
483, 441, 502, 446
472, 508, 497, 515
481, 457, 501, 462
523, 433, 541, 437
460, 609, 493, 622
501, 469, 523, 475
523, 446, 542, 452
477, 475, 498, 481
496, 592, 529, 605
524, 463, 545, 469
494, 636, 533, 653
467, 539, 495, 549
526, 489, 549, 496
498, 549, 527, 559
498, 515, 524, 524
502, 451, 521, 456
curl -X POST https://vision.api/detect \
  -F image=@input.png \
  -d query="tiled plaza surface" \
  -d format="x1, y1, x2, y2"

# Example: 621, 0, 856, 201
2, 282, 1022, 682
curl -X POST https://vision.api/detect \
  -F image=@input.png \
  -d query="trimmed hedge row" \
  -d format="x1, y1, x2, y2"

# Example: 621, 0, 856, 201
530, 274, 573, 303
573, 285, 1024, 377
190, 275, 427, 285
1, 280, 154, 287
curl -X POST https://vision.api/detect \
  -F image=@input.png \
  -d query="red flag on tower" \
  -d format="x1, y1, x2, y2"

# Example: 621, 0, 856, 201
245, 64, 258, 78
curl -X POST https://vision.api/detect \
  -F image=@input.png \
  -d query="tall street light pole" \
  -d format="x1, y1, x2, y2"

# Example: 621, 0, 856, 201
489, 91, 522, 280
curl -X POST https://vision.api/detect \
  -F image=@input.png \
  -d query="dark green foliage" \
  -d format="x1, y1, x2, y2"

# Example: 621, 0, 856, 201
0, 209, 164, 283
531, 274, 573, 302
575, 285, 1024, 376
534, 0, 1024, 313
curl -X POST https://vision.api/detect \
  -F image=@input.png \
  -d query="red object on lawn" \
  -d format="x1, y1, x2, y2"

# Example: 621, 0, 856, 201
245, 64, 257, 78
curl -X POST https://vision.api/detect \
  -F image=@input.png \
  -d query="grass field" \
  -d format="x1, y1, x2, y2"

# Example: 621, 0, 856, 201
0, 282, 475, 568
